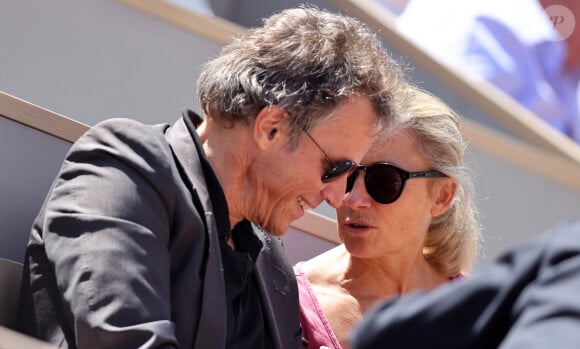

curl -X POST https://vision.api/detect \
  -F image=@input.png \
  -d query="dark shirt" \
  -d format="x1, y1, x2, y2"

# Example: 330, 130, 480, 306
184, 111, 273, 349
221, 220, 273, 349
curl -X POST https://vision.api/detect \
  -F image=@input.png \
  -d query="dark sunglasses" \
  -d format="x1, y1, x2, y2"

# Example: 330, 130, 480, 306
303, 128, 357, 183
346, 163, 447, 204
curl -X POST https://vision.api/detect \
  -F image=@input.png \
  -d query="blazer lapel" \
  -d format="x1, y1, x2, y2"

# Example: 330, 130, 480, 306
166, 116, 227, 349
253, 224, 303, 349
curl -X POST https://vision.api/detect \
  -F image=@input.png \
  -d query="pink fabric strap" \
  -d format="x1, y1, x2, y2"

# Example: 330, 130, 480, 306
294, 262, 342, 349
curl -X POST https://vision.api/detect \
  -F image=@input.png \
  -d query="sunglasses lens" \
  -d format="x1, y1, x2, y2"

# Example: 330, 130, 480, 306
322, 160, 356, 183
345, 170, 359, 193
366, 165, 403, 204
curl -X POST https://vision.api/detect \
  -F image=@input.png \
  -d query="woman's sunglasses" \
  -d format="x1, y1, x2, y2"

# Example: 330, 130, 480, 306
346, 163, 448, 204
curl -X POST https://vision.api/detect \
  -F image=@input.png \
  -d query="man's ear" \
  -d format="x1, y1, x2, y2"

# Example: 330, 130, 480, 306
253, 105, 287, 150
431, 178, 457, 217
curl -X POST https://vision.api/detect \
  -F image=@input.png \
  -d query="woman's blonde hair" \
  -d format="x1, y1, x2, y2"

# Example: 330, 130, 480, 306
395, 86, 481, 275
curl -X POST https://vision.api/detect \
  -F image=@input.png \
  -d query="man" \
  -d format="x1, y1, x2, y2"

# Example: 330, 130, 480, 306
17, 6, 405, 349
351, 219, 580, 349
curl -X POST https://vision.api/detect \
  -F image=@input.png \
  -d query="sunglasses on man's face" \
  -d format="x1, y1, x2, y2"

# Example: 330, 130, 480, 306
346, 163, 448, 204
303, 128, 357, 183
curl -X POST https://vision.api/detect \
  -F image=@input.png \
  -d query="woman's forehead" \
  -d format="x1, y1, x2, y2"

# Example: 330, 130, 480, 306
364, 129, 422, 164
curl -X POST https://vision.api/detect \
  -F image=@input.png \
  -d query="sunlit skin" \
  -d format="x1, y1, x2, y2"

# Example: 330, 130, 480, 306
197, 94, 379, 239
302, 128, 458, 349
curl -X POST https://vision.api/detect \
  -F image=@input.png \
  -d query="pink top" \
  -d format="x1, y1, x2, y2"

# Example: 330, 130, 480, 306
294, 262, 342, 349
294, 262, 465, 349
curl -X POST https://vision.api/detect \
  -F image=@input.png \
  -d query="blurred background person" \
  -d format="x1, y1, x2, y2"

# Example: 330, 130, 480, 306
395, 0, 580, 143
352, 219, 580, 349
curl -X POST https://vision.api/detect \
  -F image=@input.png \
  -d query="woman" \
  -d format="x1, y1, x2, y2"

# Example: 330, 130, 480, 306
295, 86, 481, 349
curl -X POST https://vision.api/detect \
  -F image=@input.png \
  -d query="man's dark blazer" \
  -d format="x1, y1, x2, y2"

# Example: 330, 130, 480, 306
351, 220, 580, 349
17, 114, 304, 348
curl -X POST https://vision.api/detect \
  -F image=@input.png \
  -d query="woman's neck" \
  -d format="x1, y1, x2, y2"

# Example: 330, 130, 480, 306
307, 244, 447, 302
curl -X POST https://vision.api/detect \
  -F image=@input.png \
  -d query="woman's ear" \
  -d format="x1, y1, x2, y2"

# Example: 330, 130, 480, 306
431, 178, 457, 217
253, 105, 287, 150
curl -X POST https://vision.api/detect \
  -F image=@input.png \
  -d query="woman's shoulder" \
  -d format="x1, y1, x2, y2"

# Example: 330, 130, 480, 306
296, 245, 346, 281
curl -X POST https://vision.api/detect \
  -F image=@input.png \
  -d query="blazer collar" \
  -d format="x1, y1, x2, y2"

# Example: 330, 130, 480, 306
165, 111, 228, 349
